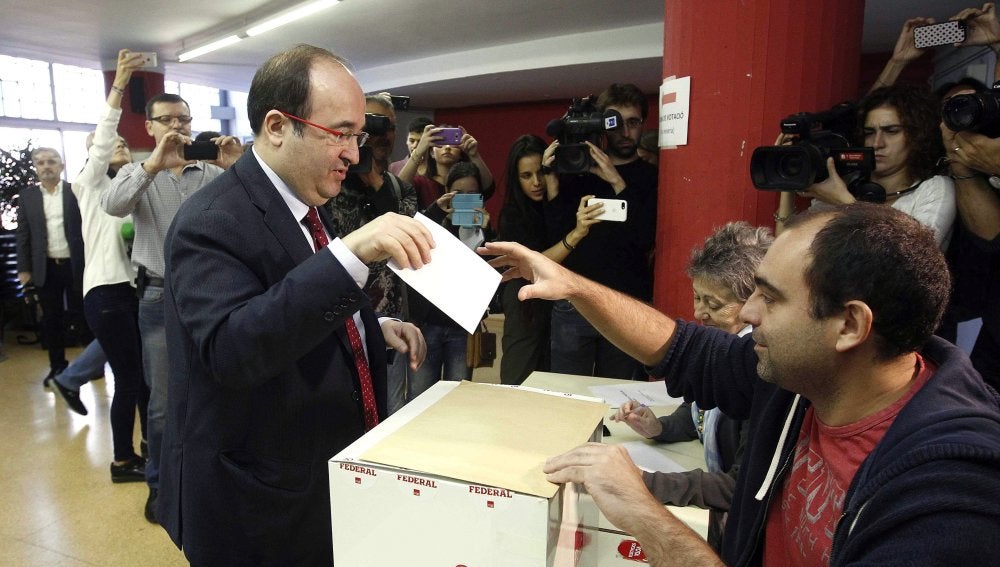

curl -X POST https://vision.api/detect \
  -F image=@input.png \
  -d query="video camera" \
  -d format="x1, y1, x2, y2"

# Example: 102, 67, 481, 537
749, 102, 885, 202
942, 81, 1000, 138
349, 113, 393, 174
546, 95, 623, 174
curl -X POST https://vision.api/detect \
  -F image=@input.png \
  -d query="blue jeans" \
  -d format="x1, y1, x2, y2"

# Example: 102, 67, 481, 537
85, 283, 149, 462
550, 299, 644, 380
408, 323, 470, 402
139, 285, 167, 489
55, 338, 106, 390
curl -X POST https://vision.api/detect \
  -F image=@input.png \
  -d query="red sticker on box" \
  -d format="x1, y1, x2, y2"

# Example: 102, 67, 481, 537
617, 540, 647, 561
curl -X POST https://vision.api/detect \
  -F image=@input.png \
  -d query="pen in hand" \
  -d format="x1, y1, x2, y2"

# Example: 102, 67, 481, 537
622, 390, 647, 413
609, 391, 646, 422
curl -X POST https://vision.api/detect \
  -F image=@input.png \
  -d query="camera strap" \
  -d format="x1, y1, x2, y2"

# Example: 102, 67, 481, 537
883, 178, 923, 200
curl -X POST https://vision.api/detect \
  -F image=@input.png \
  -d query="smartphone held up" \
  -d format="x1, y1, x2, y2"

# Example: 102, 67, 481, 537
183, 141, 219, 161
913, 21, 967, 49
433, 128, 463, 146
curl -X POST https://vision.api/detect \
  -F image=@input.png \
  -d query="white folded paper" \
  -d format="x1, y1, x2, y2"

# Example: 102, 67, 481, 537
389, 213, 501, 333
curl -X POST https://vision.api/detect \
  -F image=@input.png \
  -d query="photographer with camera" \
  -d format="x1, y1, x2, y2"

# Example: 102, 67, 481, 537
497, 134, 604, 385
773, 85, 955, 250
101, 92, 242, 523
544, 83, 657, 380
325, 93, 418, 415
934, 3, 1000, 392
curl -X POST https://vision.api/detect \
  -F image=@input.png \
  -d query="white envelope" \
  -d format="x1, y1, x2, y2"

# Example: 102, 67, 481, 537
389, 213, 501, 333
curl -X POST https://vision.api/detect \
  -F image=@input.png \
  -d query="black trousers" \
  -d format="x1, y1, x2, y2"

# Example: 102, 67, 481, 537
37, 259, 80, 370
85, 283, 149, 461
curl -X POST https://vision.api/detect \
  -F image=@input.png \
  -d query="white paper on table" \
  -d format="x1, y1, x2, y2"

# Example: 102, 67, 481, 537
388, 213, 501, 334
621, 441, 689, 473
588, 381, 684, 408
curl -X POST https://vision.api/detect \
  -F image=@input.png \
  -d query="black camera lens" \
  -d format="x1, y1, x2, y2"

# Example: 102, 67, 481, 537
363, 113, 391, 137
777, 153, 805, 179
943, 90, 1000, 138
944, 95, 982, 131
553, 143, 593, 174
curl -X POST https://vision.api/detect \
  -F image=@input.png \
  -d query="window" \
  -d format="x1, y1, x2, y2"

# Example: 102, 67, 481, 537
1, 55, 104, 178
165, 80, 221, 135
52, 63, 105, 123
1, 54, 245, 184
229, 90, 253, 142
0, 55, 54, 120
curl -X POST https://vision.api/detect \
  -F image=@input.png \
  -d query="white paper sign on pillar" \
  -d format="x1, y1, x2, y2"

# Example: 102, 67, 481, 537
659, 76, 691, 147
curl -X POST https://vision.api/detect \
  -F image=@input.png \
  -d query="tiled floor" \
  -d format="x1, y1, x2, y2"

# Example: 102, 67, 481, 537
0, 314, 504, 566
0, 337, 185, 567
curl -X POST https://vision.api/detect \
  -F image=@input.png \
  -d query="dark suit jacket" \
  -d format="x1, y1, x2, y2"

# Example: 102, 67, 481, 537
15, 181, 84, 288
159, 152, 389, 566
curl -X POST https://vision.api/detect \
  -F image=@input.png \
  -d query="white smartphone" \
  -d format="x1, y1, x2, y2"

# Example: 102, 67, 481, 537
588, 198, 628, 222
137, 52, 158, 68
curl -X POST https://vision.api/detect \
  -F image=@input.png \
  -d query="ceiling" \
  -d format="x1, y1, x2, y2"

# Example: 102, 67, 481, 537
0, 0, 978, 110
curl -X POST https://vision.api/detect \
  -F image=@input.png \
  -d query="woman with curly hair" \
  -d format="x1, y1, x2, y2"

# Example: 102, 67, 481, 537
776, 84, 955, 249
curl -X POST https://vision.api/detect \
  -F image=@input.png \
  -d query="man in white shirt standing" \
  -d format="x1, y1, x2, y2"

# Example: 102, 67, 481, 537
16, 147, 86, 385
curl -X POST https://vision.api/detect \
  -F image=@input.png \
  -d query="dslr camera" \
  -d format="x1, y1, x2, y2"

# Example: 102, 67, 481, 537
349, 113, 392, 174
942, 81, 1000, 138
546, 95, 622, 174
750, 102, 883, 202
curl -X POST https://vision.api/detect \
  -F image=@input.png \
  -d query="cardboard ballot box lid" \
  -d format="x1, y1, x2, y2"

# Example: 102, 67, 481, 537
356, 381, 607, 498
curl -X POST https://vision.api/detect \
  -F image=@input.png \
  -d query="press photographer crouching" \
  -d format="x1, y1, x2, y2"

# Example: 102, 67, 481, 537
762, 84, 955, 250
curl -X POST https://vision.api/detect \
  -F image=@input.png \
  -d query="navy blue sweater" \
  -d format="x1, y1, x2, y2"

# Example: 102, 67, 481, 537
652, 321, 1000, 566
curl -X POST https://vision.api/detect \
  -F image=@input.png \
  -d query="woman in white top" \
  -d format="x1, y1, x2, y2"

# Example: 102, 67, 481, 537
65, 50, 149, 483
777, 84, 955, 250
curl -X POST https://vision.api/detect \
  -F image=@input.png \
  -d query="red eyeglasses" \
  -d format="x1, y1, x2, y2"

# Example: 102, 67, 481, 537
277, 111, 370, 148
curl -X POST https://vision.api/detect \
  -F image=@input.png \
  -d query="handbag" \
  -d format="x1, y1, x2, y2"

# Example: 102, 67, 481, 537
466, 320, 497, 368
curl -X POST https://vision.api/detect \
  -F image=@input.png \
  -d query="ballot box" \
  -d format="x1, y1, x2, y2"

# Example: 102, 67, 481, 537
329, 381, 608, 567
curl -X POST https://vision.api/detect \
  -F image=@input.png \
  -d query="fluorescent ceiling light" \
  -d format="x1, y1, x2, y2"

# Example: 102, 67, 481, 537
247, 0, 342, 37
178, 35, 243, 62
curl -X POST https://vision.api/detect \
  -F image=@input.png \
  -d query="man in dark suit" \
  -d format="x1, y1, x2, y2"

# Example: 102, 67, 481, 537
159, 44, 433, 566
16, 147, 86, 385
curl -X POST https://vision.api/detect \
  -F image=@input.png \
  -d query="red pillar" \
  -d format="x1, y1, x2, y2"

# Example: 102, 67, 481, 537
654, 0, 864, 317
102, 70, 165, 152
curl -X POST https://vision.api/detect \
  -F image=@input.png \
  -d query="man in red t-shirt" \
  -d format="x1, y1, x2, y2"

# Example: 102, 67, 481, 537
484, 203, 1000, 566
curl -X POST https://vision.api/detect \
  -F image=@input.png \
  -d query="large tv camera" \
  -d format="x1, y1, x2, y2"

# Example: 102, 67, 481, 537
546, 96, 623, 174
750, 102, 884, 202
942, 81, 1000, 138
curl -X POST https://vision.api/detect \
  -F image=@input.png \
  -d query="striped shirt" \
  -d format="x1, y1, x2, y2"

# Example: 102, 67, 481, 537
101, 159, 224, 278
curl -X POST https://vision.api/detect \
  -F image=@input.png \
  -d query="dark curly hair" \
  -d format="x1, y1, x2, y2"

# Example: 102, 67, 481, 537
856, 84, 944, 181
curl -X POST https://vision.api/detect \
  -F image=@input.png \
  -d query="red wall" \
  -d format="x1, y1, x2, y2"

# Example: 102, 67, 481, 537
103, 70, 165, 152
440, 1, 868, 321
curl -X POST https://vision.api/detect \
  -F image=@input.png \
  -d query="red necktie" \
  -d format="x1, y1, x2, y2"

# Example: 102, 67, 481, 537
303, 207, 380, 431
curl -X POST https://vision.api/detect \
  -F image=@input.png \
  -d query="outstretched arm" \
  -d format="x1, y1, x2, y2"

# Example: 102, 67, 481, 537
868, 17, 935, 93
481, 241, 676, 366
